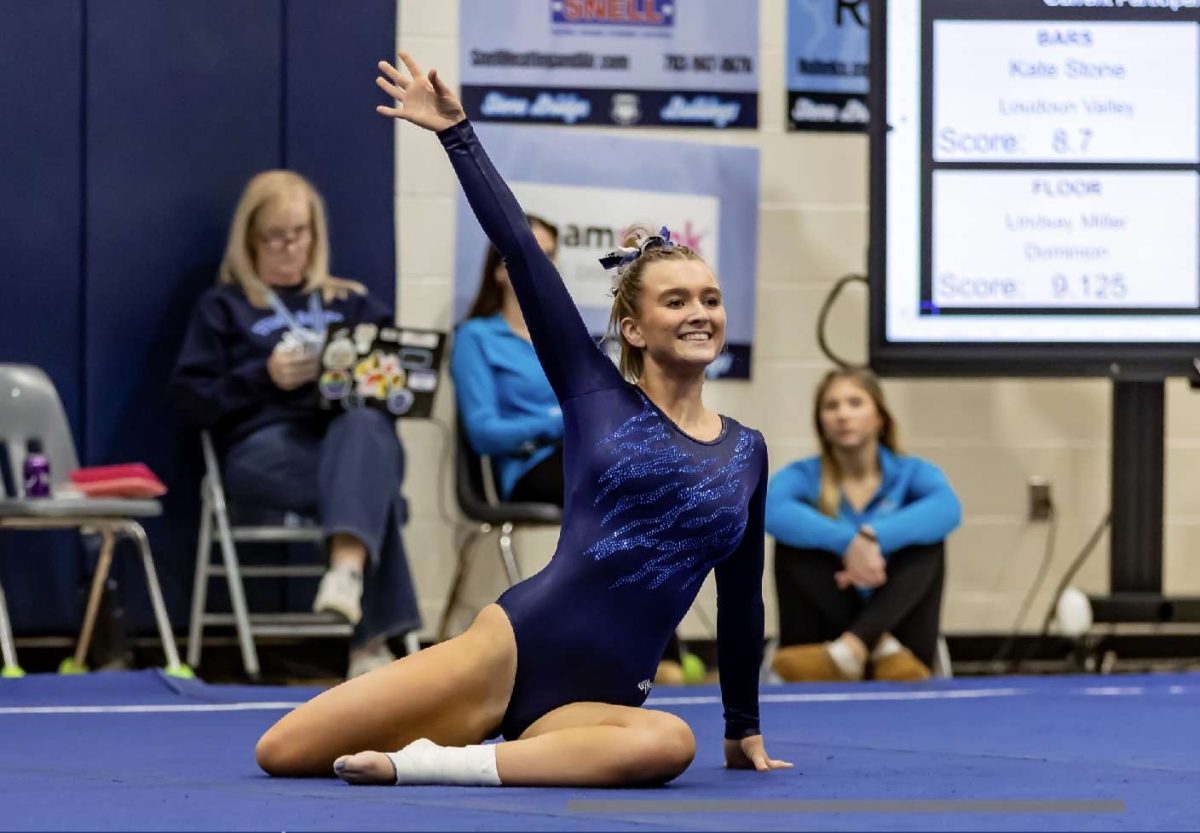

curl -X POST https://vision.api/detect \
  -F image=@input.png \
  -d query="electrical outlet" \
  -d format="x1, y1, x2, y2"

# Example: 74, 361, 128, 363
1028, 476, 1053, 521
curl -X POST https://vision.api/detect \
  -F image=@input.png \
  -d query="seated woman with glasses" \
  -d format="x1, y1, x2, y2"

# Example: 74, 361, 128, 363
170, 170, 421, 679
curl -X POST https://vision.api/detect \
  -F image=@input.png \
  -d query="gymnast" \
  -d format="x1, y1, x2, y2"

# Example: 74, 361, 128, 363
253, 51, 791, 788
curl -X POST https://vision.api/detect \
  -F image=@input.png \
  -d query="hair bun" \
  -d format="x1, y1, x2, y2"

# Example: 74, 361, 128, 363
620, 224, 654, 249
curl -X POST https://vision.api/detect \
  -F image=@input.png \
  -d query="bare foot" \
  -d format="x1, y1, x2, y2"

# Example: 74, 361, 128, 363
333, 751, 396, 785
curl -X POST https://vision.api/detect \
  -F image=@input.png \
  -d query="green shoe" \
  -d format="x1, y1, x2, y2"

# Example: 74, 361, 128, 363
163, 663, 195, 680
1, 664, 25, 679
57, 657, 88, 675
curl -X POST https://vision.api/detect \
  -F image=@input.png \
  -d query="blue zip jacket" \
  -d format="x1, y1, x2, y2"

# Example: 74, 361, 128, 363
450, 314, 563, 499
765, 446, 961, 557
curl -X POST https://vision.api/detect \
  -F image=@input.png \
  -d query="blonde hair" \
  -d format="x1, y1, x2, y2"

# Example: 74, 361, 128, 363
218, 170, 364, 307
813, 368, 901, 517
605, 226, 705, 381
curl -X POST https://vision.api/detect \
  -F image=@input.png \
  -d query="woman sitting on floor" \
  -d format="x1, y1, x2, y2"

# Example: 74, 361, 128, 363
765, 368, 961, 682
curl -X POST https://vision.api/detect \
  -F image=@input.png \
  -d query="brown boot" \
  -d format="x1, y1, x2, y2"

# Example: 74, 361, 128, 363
654, 659, 686, 686
872, 647, 932, 682
771, 643, 857, 682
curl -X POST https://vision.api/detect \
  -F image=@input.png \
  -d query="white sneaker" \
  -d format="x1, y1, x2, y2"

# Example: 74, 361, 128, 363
313, 566, 363, 625
347, 641, 396, 680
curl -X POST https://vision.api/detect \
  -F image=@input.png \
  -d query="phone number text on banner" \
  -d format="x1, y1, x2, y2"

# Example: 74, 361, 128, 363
787, 0, 870, 131
453, 124, 760, 379
460, 0, 760, 129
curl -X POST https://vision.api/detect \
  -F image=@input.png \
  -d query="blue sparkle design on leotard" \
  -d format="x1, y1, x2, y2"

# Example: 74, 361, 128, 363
585, 403, 757, 591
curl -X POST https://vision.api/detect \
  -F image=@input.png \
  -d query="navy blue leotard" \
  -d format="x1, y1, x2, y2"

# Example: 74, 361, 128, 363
440, 120, 766, 742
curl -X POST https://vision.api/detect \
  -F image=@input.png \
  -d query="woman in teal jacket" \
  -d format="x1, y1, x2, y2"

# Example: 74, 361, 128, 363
451, 214, 565, 504
765, 368, 961, 682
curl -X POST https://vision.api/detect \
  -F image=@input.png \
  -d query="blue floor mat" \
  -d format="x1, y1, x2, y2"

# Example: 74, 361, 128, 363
1, 670, 1195, 831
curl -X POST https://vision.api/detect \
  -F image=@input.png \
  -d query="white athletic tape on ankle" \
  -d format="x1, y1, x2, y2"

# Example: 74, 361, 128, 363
385, 738, 501, 786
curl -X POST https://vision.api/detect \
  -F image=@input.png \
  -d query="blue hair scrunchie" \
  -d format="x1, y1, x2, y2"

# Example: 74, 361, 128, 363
598, 226, 676, 272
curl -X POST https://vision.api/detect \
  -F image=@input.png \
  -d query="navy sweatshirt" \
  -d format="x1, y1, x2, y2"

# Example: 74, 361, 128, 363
170, 282, 391, 446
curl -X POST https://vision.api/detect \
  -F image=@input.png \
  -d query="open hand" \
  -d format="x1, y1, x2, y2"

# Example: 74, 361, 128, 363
724, 735, 793, 772
375, 50, 466, 132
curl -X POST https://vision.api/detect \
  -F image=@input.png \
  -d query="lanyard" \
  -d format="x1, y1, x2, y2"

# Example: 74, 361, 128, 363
265, 288, 325, 341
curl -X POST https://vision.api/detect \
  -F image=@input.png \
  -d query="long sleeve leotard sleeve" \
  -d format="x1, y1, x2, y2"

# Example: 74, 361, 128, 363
714, 443, 767, 740
438, 120, 623, 403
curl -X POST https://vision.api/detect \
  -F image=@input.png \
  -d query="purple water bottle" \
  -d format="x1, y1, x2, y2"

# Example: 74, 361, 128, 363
23, 440, 51, 499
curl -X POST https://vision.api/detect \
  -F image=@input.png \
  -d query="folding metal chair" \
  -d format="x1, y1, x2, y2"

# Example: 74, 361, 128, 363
187, 430, 418, 678
0, 364, 186, 677
933, 635, 953, 679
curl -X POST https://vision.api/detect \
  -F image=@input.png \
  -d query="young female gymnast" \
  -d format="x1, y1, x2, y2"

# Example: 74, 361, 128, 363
253, 51, 791, 788
452, 214, 695, 686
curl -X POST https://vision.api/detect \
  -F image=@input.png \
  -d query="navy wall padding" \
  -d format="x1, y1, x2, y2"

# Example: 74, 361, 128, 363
0, 0, 89, 631
85, 0, 284, 631
0, 0, 397, 636
285, 0, 396, 302
0, 0, 85, 423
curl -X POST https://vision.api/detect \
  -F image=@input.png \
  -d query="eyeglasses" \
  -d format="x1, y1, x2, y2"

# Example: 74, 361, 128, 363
257, 225, 312, 252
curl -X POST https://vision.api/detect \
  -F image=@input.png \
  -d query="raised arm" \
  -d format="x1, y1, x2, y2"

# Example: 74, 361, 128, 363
376, 52, 622, 402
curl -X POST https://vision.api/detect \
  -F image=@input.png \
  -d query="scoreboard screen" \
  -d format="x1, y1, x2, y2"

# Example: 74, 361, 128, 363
871, 0, 1200, 376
